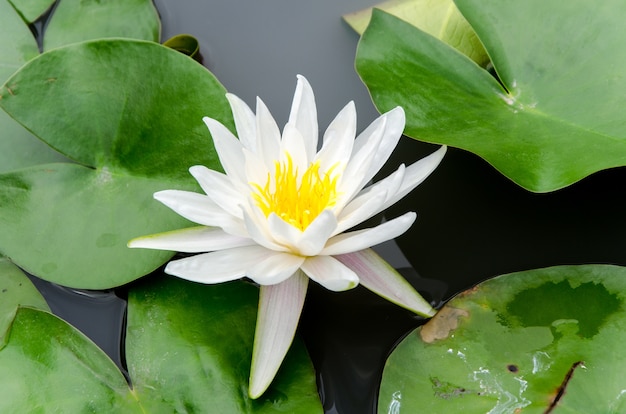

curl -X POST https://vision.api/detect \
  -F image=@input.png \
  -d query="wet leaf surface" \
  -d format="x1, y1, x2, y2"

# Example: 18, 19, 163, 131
379, 265, 626, 413
0, 266, 322, 412
0, 39, 233, 288
357, 1, 626, 192
0, 0, 161, 174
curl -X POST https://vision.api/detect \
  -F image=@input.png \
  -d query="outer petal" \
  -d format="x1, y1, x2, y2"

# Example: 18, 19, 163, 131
360, 107, 405, 185
333, 165, 405, 235
300, 255, 359, 291
370, 146, 447, 217
315, 101, 356, 173
288, 75, 318, 160
164, 245, 272, 283
202, 116, 247, 185
226, 93, 257, 152
256, 97, 281, 166
338, 107, 405, 203
337, 115, 386, 204
249, 270, 308, 398
128, 226, 254, 252
153, 190, 246, 236
247, 252, 305, 285
335, 249, 435, 317
189, 165, 245, 219
321, 212, 416, 256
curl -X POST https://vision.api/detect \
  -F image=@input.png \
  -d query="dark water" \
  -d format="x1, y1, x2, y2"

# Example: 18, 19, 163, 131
27, 1, 626, 413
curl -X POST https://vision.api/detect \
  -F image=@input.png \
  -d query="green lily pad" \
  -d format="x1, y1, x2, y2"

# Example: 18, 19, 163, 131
343, 0, 488, 66
0, 307, 138, 413
0, 0, 161, 174
0, 0, 67, 172
379, 265, 626, 412
43, 0, 160, 50
0, 1, 39, 81
127, 275, 322, 412
0, 257, 49, 344
356, 2, 626, 192
0, 274, 322, 412
8, 0, 55, 23
0, 39, 233, 288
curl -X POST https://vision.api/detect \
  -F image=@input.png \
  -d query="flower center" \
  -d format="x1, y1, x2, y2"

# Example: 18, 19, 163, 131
252, 153, 339, 231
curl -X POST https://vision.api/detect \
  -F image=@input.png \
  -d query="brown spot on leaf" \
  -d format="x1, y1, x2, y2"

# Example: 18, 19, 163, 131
544, 361, 584, 413
507, 364, 519, 373
420, 306, 469, 343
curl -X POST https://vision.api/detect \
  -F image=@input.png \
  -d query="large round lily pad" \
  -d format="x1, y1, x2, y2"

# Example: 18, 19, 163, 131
357, 1, 626, 192
379, 265, 626, 412
0, 0, 161, 173
0, 39, 233, 288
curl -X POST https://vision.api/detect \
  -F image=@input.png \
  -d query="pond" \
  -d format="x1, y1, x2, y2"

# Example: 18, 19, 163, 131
16, 0, 626, 413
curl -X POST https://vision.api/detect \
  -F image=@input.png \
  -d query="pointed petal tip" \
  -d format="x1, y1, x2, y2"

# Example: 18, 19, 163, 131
152, 190, 168, 201
126, 235, 169, 251
295, 73, 310, 85
383, 106, 405, 124
201, 115, 213, 126
328, 277, 359, 292
249, 274, 308, 399
188, 164, 208, 175
248, 385, 264, 400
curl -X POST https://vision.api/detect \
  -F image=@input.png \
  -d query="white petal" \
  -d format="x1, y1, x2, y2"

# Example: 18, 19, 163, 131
337, 115, 386, 204
249, 271, 308, 399
153, 190, 246, 236
360, 107, 405, 185
321, 212, 416, 255
243, 148, 270, 189
333, 166, 405, 234
226, 93, 257, 151
280, 123, 309, 171
256, 97, 281, 165
338, 107, 405, 204
268, 213, 302, 250
335, 249, 435, 317
288, 75, 318, 160
247, 252, 305, 285
189, 165, 245, 219
243, 206, 290, 252
164, 245, 271, 284
202, 116, 247, 185
300, 255, 359, 291
315, 101, 356, 172
333, 190, 387, 236
128, 226, 254, 252
371, 146, 447, 216
296, 210, 338, 256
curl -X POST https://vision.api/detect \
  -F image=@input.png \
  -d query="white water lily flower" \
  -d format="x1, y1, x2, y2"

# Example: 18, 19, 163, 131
129, 75, 446, 399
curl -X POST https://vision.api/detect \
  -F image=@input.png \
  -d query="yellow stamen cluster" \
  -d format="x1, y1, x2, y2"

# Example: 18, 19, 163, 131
252, 153, 339, 231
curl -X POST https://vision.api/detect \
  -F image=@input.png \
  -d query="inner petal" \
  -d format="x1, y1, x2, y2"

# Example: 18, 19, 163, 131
251, 151, 340, 232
